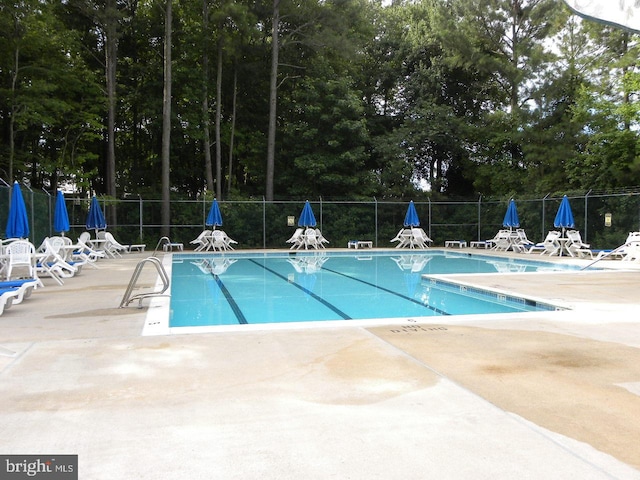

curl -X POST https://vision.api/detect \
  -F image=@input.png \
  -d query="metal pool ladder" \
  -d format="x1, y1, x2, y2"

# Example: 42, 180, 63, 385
120, 256, 170, 308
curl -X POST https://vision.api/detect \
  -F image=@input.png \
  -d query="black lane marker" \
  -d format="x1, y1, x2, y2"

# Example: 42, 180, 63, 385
212, 274, 248, 324
321, 266, 450, 316
248, 259, 352, 320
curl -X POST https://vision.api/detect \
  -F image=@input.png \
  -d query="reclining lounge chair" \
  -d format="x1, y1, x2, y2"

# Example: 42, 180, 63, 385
566, 230, 593, 258
527, 231, 561, 256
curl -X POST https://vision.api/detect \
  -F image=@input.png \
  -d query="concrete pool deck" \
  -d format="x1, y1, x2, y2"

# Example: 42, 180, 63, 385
1, 248, 640, 479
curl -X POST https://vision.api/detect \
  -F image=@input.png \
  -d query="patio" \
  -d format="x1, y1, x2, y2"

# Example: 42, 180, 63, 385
1, 250, 639, 479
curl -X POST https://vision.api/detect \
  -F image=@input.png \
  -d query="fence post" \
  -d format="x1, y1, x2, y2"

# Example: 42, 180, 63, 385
263, 196, 266, 249
42, 188, 52, 238
374, 196, 378, 247
24, 183, 36, 241
139, 195, 143, 242
477, 195, 482, 241
584, 189, 591, 242
542, 193, 550, 239
428, 197, 432, 240
319, 196, 323, 230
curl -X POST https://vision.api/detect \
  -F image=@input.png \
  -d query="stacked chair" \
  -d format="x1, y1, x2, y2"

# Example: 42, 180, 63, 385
565, 230, 593, 258
190, 229, 238, 251
390, 228, 432, 249
596, 232, 640, 261
527, 231, 561, 256
1, 239, 43, 316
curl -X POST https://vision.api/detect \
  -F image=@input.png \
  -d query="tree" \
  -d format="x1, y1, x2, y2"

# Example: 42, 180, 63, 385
0, 0, 103, 188
105, 0, 119, 224
437, 0, 561, 195
566, 22, 640, 191
161, 0, 172, 237
201, 0, 214, 193
281, 75, 372, 198
265, 0, 280, 201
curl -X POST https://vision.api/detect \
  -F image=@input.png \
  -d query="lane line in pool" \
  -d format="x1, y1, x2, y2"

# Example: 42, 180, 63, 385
248, 259, 352, 320
321, 266, 450, 316
212, 274, 248, 324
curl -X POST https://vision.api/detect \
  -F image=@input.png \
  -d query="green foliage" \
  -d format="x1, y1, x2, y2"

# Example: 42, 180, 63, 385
1, 0, 640, 208
0, 0, 104, 187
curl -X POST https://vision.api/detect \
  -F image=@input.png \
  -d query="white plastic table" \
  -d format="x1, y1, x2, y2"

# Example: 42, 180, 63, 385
445, 240, 467, 248
348, 241, 373, 249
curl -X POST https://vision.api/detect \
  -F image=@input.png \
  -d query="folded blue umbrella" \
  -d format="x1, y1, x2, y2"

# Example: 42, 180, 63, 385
206, 199, 223, 228
403, 201, 420, 227
5, 181, 29, 239
86, 196, 107, 232
502, 199, 520, 230
554, 195, 575, 230
54, 189, 70, 234
298, 201, 317, 228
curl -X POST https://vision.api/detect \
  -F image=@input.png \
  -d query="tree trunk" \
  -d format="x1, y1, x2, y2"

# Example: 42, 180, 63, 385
9, 44, 19, 184
202, 0, 214, 193
227, 66, 237, 195
621, 32, 631, 131
265, 0, 280, 202
105, 0, 118, 225
161, 0, 172, 238
509, 0, 521, 166
215, 37, 223, 200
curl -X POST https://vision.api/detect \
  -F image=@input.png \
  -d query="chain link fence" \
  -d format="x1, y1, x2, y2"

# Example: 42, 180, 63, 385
2, 185, 640, 251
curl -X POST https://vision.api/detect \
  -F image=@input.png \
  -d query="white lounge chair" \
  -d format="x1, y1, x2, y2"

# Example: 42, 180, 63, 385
74, 233, 105, 265
102, 232, 129, 257
0, 287, 20, 315
527, 231, 561, 256
410, 228, 431, 249
566, 230, 593, 258
0, 275, 41, 314
79, 232, 105, 259
5, 240, 37, 280
303, 228, 320, 249
221, 230, 238, 249
491, 230, 513, 251
483, 230, 508, 250
622, 240, 640, 262
390, 228, 412, 248
35, 240, 73, 285
315, 229, 329, 248
515, 229, 535, 250
190, 230, 212, 251
210, 230, 236, 251
51, 236, 93, 271
0, 277, 41, 305
50, 236, 88, 272
286, 228, 305, 250
596, 232, 640, 260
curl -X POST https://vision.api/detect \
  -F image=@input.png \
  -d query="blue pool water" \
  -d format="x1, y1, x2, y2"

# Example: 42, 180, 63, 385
169, 251, 570, 327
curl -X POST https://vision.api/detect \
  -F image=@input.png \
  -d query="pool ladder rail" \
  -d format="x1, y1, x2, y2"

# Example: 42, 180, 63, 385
120, 256, 170, 308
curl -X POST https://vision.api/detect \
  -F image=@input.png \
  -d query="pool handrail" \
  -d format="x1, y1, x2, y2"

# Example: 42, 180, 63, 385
119, 256, 170, 308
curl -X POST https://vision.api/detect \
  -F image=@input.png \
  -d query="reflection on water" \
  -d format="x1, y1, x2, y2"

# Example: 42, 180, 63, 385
391, 254, 432, 273
191, 257, 238, 275
287, 253, 329, 274
391, 255, 432, 301
486, 259, 527, 273
286, 253, 330, 298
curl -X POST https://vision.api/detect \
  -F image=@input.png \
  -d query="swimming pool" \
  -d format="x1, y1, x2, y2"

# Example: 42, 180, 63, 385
167, 251, 570, 329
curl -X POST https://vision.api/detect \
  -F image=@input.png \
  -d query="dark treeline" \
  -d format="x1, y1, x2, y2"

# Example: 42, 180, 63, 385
1, 0, 639, 206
